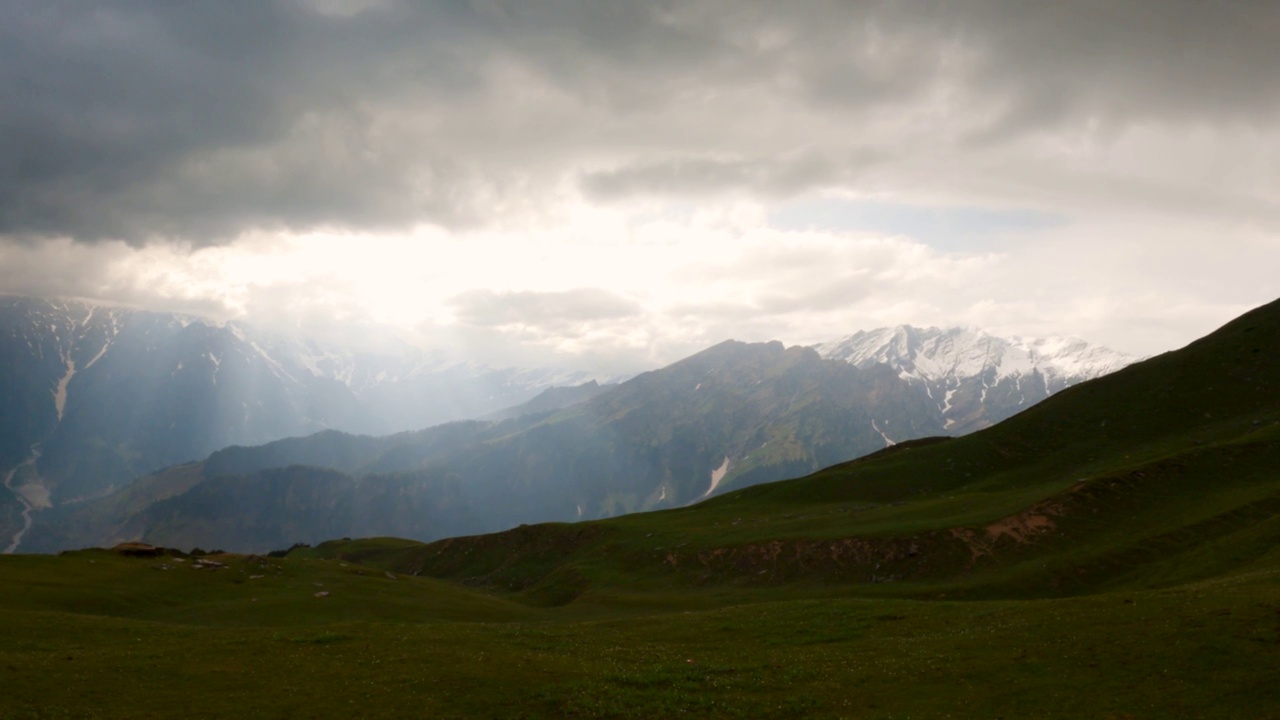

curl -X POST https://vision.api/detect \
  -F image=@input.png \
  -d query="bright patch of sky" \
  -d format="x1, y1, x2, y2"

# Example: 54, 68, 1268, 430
767, 198, 1064, 251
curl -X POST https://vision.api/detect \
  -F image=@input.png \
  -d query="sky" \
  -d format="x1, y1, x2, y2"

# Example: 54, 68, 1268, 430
1, 0, 1278, 373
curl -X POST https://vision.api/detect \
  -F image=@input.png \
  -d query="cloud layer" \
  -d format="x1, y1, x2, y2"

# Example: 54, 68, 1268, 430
5, 0, 1279, 243
1, 1, 1278, 370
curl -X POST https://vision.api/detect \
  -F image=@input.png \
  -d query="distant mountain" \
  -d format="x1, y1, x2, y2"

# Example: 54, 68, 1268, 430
482, 380, 616, 421
7, 298, 1138, 554
815, 325, 1135, 433
24, 340, 957, 552
0, 295, 608, 549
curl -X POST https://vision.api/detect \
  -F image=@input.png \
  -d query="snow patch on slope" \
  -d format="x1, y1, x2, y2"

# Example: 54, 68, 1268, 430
52, 354, 75, 422
703, 456, 731, 499
871, 419, 896, 447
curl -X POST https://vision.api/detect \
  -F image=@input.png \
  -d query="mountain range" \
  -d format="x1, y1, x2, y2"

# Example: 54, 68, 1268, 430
4, 296, 1134, 553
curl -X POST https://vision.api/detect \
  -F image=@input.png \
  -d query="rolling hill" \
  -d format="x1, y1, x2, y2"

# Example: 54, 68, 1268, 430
305, 295, 1280, 603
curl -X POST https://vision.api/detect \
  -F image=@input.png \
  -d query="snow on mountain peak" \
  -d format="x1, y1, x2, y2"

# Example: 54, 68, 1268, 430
814, 323, 1138, 435
815, 325, 1135, 385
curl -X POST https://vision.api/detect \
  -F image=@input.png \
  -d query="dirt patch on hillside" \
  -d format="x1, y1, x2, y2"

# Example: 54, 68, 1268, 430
987, 510, 1058, 544
947, 498, 1068, 560
669, 493, 1077, 582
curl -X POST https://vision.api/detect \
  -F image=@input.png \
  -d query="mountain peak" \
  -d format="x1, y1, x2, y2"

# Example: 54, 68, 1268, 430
814, 324, 1138, 434
815, 324, 1134, 385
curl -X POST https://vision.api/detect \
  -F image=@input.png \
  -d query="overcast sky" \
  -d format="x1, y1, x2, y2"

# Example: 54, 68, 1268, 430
2, 0, 1277, 372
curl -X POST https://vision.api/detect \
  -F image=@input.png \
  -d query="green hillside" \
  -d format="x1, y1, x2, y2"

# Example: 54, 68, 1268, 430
306, 296, 1280, 605
1, 298, 1278, 718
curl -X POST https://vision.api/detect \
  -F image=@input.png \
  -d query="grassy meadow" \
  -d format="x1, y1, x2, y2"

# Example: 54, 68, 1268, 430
3, 547, 1280, 719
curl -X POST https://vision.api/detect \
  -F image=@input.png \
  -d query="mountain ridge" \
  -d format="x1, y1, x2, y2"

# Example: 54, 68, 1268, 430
23, 328, 1136, 554
815, 324, 1136, 432
3, 294, 1137, 554
322, 294, 1278, 602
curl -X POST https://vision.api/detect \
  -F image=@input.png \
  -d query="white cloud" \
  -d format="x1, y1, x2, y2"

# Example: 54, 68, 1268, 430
2, 193, 1276, 369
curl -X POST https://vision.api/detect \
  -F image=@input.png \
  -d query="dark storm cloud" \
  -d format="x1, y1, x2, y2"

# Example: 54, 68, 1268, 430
0, 0, 743, 244
450, 288, 641, 328
0, 1, 497, 243
951, 1, 1280, 139
578, 1, 1280, 199
2, 0, 1277, 244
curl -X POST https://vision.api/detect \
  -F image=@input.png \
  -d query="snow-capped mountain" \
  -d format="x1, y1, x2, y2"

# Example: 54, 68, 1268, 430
0, 296, 607, 517
815, 326, 1136, 434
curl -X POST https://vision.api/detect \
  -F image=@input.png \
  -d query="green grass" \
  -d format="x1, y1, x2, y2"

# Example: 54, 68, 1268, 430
3, 551, 1280, 718
0, 550, 538, 626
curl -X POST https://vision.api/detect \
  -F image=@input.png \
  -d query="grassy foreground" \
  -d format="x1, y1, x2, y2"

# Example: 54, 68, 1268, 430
2, 547, 1280, 719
